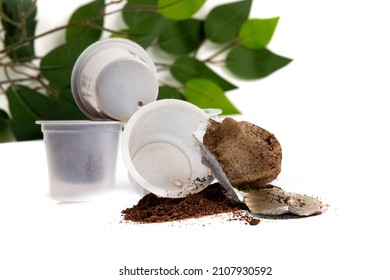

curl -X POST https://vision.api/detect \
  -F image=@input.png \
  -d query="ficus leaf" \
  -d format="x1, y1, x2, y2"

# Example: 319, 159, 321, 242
122, 0, 173, 48
171, 56, 237, 91
51, 88, 89, 120
5, 86, 87, 141
0, 0, 293, 143
184, 78, 239, 115
0, 108, 10, 131
6, 86, 48, 140
66, 0, 105, 42
122, 0, 157, 28
158, 0, 205, 20
40, 39, 96, 89
158, 86, 185, 100
0, 108, 14, 142
239, 17, 279, 49
0, 124, 14, 143
226, 45, 292, 79
158, 19, 204, 55
0, 0, 37, 61
110, 28, 130, 39
205, 0, 252, 43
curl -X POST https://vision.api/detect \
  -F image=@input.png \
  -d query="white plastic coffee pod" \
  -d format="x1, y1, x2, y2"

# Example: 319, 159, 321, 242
71, 38, 158, 121
122, 99, 214, 197
37, 120, 122, 201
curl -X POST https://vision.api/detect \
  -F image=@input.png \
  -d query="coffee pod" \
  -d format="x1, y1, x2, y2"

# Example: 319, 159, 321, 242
71, 38, 158, 121
37, 121, 122, 201
122, 99, 214, 197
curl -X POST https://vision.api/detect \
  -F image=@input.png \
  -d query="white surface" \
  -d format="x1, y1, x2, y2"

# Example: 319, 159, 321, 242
0, 140, 385, 280
1, 0, 389, 279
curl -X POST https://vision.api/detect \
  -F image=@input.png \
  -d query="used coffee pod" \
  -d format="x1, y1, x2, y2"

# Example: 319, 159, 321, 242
37, 121, 122, 201
71, 38, 158, 121
122, 99, 214, 198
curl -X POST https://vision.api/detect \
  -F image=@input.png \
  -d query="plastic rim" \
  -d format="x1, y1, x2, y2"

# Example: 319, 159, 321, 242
36, 120, 123, 132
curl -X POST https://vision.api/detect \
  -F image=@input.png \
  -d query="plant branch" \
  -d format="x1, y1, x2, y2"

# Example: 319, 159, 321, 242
118, 4, 158, 16
158, 79, 184, 91
0, 76, 35, 85
154, 62, 172, 69
0, 8, 21, 27
17, 0, 27, 41
193, 38, 207, 59
0, 55, 42, 95
23, 0, 38, 20
203, 39, 239, 63
0, 1, 154, 56
83, 21, 128, 37
2, 63, 17, 91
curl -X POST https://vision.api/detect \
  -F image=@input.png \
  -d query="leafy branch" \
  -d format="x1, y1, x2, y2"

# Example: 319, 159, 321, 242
0, 0, 292, 142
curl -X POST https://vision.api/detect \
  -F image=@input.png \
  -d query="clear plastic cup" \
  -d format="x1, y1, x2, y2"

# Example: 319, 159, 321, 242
37, 121, 122, 201
71, 38, 158, 121
122, 100, 214, 197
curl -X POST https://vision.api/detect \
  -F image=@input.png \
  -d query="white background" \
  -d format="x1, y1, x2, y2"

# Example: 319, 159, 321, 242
1, 0, 389, 279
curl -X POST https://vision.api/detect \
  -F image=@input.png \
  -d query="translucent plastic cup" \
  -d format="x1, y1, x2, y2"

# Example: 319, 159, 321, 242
37, 121, 122, 201
122, 100, 214, 197
71, 38, 158, 121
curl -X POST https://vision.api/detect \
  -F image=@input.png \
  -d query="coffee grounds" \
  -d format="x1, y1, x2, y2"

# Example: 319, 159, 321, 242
121, 183, 260, 225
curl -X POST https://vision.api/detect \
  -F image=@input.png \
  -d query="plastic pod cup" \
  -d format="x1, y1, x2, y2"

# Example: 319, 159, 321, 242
37, 121, 122, 201
122, 99, 214, 198
71, 38, 158, 122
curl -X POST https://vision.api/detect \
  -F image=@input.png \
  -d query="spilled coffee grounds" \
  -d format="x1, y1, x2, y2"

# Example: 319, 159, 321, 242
121, 183, 260, 225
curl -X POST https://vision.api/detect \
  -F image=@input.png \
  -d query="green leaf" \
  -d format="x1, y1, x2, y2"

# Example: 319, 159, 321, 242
122, 0, 173, 48
184, 78, 239, 115
40, 39, 96, 89
158, 19, 204, 55
239, 17, 279, 49
158, 86, 185, 100
158, 0, 205, 20
204, 0, 251, 43
226, 45, 292, 79
110, 28, 130, 39
6, 86, 47, 140
0, 108, 10, 131
66, 0, 105, 42
171, 56, 237, 91
0, 109, 14, 142
6, 86, 88, 141
0, 0, 37, 61
0, 124, 15, 143
50, 88, 89, 120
